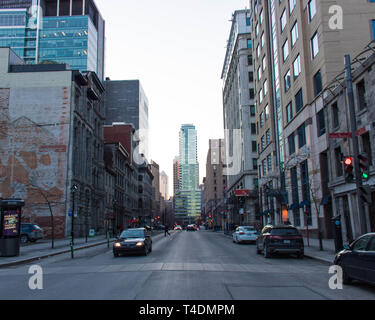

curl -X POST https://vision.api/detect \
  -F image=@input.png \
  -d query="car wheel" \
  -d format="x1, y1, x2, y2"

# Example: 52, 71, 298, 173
263, 244, 271, 258
297, 252, 304, 259
114, 252, 119, 257
143, 247, 148, 256
21, 235, 29, 243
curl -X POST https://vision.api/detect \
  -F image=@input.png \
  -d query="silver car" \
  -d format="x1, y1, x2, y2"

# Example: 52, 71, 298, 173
233, 226, 258, 244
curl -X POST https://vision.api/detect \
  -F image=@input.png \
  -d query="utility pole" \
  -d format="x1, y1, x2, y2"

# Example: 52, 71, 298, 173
345, 54, 367, 235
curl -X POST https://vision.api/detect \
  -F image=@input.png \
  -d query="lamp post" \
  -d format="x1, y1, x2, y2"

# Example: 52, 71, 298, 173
70, 184, 78, 258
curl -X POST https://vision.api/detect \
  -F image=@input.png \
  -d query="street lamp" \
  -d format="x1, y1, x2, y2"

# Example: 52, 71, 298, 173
70, 184, 78, 258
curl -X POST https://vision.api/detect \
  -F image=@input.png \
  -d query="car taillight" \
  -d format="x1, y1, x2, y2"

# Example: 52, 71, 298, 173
269, 236, 283, 240
239, 232, 245, 235
32, 229, 38, 232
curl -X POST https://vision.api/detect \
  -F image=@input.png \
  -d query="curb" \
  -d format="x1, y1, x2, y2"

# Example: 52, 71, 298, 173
0, 239, 116, 268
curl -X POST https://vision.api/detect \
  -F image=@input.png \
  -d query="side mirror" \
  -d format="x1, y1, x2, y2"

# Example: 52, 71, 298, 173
343, 244, 350, 250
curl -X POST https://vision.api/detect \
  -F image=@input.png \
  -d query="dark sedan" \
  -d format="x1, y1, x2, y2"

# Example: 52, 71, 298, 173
334, 233, 375, 286
113, 228, 152, 257
256, 225, 304, 258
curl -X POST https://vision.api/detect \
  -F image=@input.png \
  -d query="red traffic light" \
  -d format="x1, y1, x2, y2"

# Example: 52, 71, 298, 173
344, 157, 353, 166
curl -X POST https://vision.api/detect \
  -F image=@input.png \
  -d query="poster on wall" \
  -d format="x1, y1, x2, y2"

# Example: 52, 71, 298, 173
2, 210, 20, 237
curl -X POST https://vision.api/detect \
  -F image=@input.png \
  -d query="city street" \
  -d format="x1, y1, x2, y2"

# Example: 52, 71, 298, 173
0, 230, 375, 300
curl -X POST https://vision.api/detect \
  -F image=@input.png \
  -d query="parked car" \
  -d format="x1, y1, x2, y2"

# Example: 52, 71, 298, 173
334, 233, 375, 286
186, 224, 196, 231
20, 223, 44, 243
233, 226, 258, 244
256, 225, 304, 258
174, 225, 182, 231
113, 228, 152, 257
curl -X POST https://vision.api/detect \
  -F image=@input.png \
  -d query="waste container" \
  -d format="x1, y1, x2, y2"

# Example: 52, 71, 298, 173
331, 215, 343, 253
0, 199, 25, 257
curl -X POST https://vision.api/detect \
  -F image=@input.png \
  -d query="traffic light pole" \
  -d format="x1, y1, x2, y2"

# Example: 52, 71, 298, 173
345, 55, 367, 235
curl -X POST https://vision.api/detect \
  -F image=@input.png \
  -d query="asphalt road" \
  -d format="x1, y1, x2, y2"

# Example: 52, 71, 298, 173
0, 230, 375, 300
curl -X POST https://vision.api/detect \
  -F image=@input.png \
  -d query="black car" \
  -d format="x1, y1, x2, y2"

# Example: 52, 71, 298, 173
256, 225, 304, 258
334, 233, 375, 286
113, 228, 152, 257
186, 224, 196, 231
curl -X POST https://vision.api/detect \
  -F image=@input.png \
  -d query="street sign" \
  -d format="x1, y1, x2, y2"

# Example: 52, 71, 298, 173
328, 132, 352, 139
235, 189, 250, 197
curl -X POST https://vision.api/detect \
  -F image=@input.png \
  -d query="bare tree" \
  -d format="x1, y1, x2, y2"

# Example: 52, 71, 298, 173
309, 177, 324, 251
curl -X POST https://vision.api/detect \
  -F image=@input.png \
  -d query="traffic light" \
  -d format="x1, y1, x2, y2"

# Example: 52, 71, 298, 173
359, 185, 372, 204
344, 157, 354, 183
358, 153, 370, 180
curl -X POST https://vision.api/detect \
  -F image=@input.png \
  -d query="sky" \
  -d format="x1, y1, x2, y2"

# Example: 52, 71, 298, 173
95, 0, 250, 197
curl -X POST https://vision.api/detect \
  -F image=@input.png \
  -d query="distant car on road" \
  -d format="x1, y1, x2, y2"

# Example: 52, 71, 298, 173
334, 233, 375, 286
232, 226, 258, 244
193, 224, 199, 231
113, 228, 152, 257
186, 224, 196, 231
20, 223, 43, 244
174, 225, 182, 231
256, 225, 304, 259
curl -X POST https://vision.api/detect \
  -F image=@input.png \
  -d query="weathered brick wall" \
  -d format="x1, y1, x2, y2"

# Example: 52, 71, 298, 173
0, 86, 71, 238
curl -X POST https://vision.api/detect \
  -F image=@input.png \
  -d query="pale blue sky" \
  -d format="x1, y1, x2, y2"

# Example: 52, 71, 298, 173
95, 0, 250, 196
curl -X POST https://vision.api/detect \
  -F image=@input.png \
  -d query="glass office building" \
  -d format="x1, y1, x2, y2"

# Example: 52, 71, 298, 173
174, 124, 202, 224
0, 0, 105, 79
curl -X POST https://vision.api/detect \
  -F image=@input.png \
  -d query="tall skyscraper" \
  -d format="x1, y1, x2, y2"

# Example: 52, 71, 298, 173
104, 80, 150, 162
250, 0, 375, 232
0, 0, 105, 80
160, 171, 169, 201
221, 9, 259, 226
174, 124, 201, 225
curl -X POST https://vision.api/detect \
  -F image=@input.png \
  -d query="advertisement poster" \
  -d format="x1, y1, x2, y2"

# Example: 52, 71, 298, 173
2, 210, 20, 237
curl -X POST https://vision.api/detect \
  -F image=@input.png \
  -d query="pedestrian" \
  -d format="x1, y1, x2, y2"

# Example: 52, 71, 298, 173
164, 224, 170, 237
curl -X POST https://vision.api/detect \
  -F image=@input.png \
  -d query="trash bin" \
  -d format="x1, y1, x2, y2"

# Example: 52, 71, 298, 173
331, 215, 343, 253
0, 199, 25, 257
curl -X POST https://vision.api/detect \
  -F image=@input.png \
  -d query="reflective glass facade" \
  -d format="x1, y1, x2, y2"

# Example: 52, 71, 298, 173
39, 15, 97, 72
0, 9, 36, 63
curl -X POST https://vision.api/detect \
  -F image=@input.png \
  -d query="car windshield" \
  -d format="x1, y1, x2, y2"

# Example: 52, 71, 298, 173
120, 230, 145, 239
271, 228, 299, 236
240, 227, 256, 233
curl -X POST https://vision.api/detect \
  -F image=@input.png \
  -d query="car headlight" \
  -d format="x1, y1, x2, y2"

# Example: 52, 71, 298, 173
136, 242, 144, 246
114, 243, 121, 247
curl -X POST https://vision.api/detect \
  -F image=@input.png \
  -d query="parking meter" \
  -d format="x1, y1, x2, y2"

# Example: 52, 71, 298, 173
0, 199, 25, 257
331, 215, 343, 253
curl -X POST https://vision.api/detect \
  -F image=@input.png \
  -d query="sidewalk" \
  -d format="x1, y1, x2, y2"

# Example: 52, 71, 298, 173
303, 237, 338, 264
0, 230, 167, 268
0, 234, 115, 268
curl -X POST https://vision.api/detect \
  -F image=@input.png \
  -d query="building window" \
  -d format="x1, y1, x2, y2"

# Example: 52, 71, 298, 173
357, 79, 367, 110
260, 112, 264, 127
297, 123, 306, 148
255, 23, 259, 37
331, 102, 339, 128
308, 0, 317, 22
295, 88, 303, 112
248, 54, 253, 66
259, 89, 263, 104
286, 101, 293, 122
280, 9, 287, 32
258, 67, 262, 80
246, 17, 251, 26
250, 105, 256, 116
313, 70, 323, 96
311, 32, 319, 59
289, 0, 297, 14
266, 129, 271, 145
256, 44, 260, 58
262, 55, 266, 71
284, 70, 291, 92
361, 132, 373, 166
253, 159, 258, 170
261, 32, 265, 48
265, 104, 270, 120
260, 9, 264, 25
262, 159, 266, 176
249, 88, 255, 99
282, 39, 289, 61
261, 135, 265, 150
251, 123, 256, 134
317, 109, 326, 137
291, 22, 298, 47
290, 166, 300, 226
252, 141, 257, 152
293, 54, 301, 80
267, 154, 272, 172
247, 39, 252, 49
288, 133, 296, 155
264, 79, 268, 96
249, 71, 254, 82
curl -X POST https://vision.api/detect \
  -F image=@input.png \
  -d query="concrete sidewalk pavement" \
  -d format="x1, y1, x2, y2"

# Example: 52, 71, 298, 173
0, 231, 167, 268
